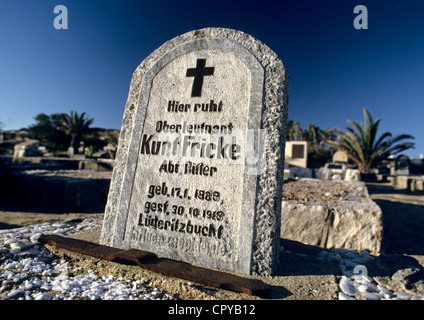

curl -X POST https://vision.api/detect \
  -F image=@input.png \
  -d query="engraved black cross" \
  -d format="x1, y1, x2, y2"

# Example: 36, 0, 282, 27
186, 59, 215, 97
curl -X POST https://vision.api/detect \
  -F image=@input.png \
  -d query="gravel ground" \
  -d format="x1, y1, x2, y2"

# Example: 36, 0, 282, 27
282, 179, 368, 204
1, 179, 423, 301
1, 216, 423, 301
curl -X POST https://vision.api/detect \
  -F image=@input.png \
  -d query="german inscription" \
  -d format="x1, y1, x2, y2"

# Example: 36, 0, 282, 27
125, 49, 251, 271
101, 28, 289, 275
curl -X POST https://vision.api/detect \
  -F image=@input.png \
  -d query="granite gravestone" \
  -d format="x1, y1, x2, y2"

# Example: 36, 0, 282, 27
395, 155, 410, 176
100, 28, 289, 276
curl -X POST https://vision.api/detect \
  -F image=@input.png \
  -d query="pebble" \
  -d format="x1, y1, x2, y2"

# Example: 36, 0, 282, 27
316, 247, 423, 300
0, 218, 175, 300
394, 292, 411, 300
377, 285, 393, 297
338, 292, 356, 300
352, 273, 373, 285
357, 285, 368, 293
339, 276, 357, 296
361, 291, 381, 300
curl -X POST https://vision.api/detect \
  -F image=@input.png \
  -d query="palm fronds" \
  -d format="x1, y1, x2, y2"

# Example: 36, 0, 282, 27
325, 109, 414, 173
58, 111, 94, 154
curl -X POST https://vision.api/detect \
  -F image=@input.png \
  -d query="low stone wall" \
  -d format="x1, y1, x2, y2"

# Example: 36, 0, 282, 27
394, 175, 424, 192
280, 179, 383, 255
9, 156, 114, 171
286, 167, 361, 181
0, 171, 111, 212
12, 140, 40, 161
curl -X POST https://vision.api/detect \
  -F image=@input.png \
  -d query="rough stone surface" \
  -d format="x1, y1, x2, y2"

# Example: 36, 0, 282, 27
369, 254, 424, 295
280, 179, 383, 254
282, 179, 368, 204
101, 28, 289, 276
13, 140, 40, 161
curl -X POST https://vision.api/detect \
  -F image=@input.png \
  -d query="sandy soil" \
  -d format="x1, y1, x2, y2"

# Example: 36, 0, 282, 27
25, 169, 113, 180
0, 206, 103, 230
366, 182, 424, 256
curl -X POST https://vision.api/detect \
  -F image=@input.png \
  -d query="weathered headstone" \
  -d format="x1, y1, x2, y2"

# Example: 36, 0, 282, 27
332, 150, 349, 164
12, 139, 40, 161
100, 28, 289, 275
395, 155, 410, 176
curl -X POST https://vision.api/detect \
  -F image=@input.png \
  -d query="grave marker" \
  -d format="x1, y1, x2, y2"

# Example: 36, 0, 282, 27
100, 28, 289, 275
395, 155, 410, 176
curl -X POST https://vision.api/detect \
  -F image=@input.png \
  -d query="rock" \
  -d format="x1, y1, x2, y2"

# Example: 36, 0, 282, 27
280, 180, 383, 254
281, 203, 330, 247
357, 285, 368, 293
338, 292, 356, 300
4, 238, 19, 245
359, 250, 374, 260
345, 169, 360, 181
394, 291, 411, 300
12, 139, 40, 161
366, 283, 379, 293
327, 253, 342, 262
18, 247, 41, 257
361, 291, 381, 300
352, 274, 373, 285
341, 251, 358, 259
289, 167, 313, 179
370, 254, 424, 295
30, 233, 42, 243
392, 268, 424, 295
377, 285, 393, 297
341, 258, 360, 268
352, 256, 372, 264
10, 242, 34, 252
415, 180, 424, 191
326, 201, 382, 254
316, 168, 331, 180
33, 292, 52, 300
339, 276, 357, 296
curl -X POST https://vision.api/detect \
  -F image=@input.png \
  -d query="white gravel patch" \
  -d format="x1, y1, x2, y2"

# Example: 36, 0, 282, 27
319, 248, 424, 300
0, 218, 175, 300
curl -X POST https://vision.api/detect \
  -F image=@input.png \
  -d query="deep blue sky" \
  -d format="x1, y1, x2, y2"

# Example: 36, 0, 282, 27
0, 0, 423, 159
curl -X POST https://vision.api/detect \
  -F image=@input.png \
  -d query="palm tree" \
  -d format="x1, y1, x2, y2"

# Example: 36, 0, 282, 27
287, 121, 303, 141
325, 108, 414, 173
58, 111, 94, 155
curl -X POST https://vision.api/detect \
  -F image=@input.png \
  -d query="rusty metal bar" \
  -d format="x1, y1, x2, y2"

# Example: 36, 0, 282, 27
38, 234, 271, 297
